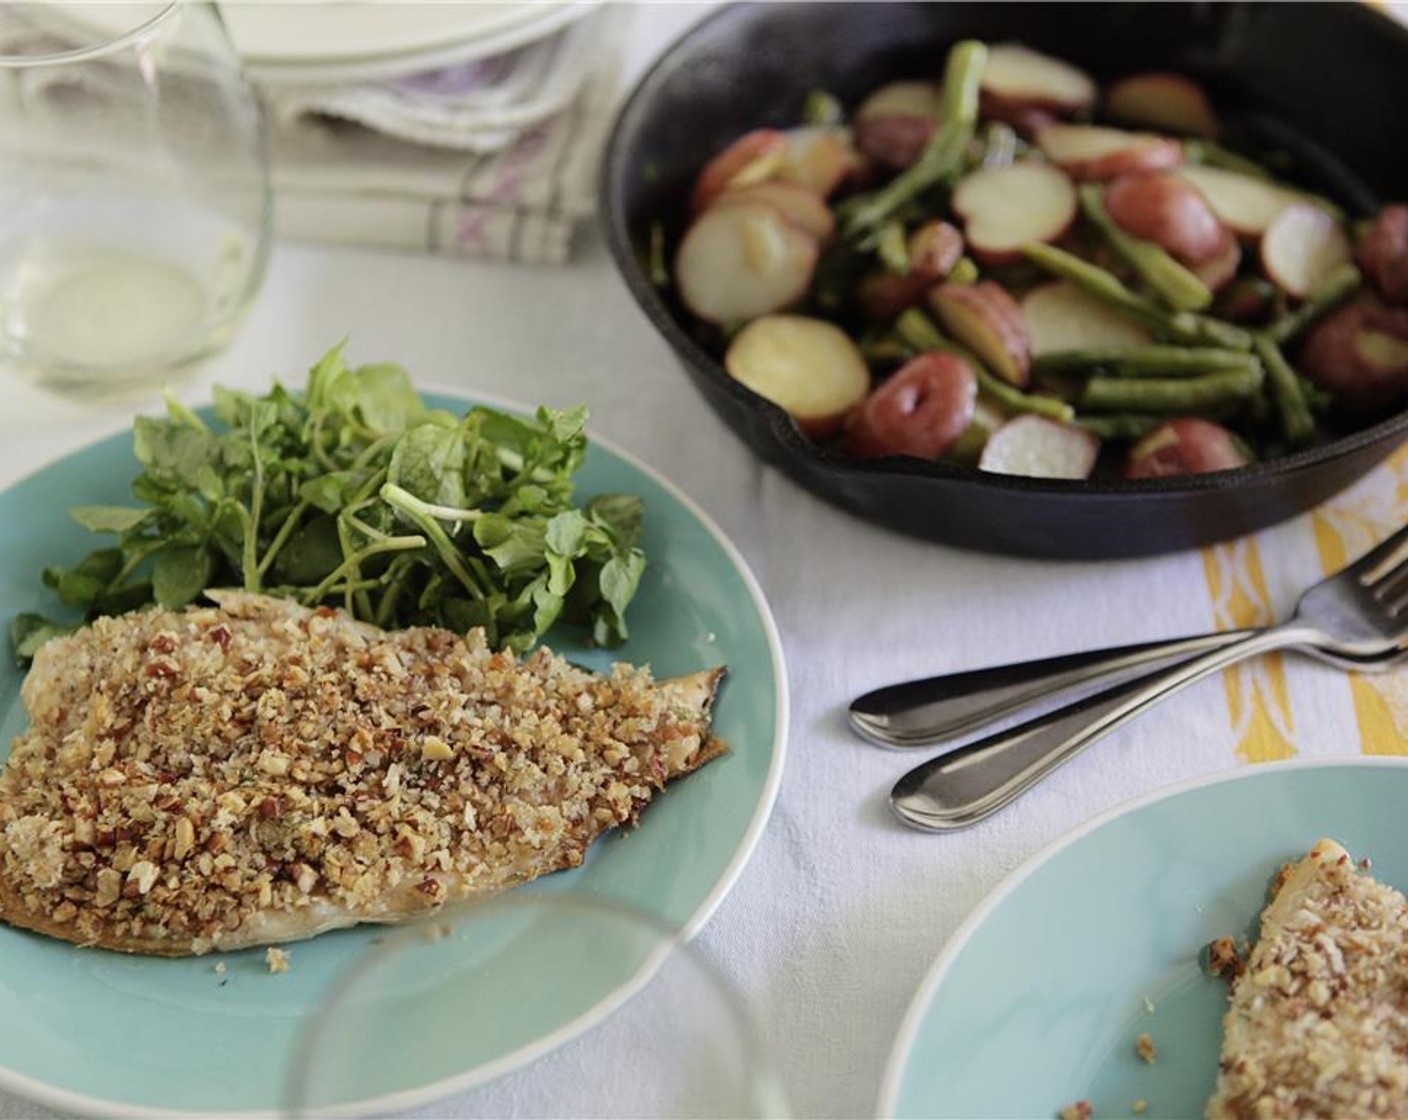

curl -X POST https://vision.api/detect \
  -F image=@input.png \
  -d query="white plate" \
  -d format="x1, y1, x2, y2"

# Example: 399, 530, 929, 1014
225, 2, 599, 86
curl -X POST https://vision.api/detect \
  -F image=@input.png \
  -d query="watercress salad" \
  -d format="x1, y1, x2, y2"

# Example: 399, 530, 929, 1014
11, 347, 647, 663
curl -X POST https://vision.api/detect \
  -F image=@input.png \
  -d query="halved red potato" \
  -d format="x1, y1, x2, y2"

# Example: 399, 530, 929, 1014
1261, 203, 1353, 299
1212, 275, 1276, 324
1035, 123, 1184, 181
776, 126, 863, 198
712, 180, 835, 243
853, 81, 943, 170
1104, 72, 1220, 139
1021, 280, 1153, 355
858, 272, 935, 322
1300, 301, 1408, 413
1103, 173, 1230, 265
979, 44, 1097, 125
951, 160, 1077, 265
1191, 235, 1242, 293
675, 201, 818, 324
845, 351, 977, 459
907, 220, 966, 282
1124, 418, 1249, 478
725, 314, 870, 438
690, 129, 789, 214
978, 415, 1099, 479
1357, 204, 1408, 307
928, 281, 1032, 387
1175, 165, 1304, 238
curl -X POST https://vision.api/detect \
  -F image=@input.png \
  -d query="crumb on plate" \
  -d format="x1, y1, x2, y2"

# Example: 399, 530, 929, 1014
1058, 1102, 1094, 1120
1135, 1031, 1156, 1064
265, 946, 290, 974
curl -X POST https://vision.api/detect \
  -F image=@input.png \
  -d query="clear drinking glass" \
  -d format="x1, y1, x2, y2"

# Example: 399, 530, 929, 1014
284, 892, 789, 1118
0, 2, 270, 394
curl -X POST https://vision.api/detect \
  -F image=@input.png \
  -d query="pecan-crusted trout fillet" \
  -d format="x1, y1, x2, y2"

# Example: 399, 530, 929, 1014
0, 592, 725, 957
1206, 838, 1408, 1120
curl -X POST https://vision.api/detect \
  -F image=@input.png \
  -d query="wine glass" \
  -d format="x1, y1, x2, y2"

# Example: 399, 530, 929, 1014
284, 891, 788, 1118
0, 2, 270, 395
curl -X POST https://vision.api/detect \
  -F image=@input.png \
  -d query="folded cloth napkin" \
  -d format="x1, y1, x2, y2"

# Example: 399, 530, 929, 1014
263, 8, 622, 263
263, 9, 608, 155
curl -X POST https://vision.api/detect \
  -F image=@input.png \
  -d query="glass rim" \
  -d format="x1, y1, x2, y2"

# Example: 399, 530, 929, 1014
0, 1, 184, 68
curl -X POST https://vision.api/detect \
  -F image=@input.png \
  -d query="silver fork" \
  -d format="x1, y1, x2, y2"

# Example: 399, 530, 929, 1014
891, 522, 1408, 832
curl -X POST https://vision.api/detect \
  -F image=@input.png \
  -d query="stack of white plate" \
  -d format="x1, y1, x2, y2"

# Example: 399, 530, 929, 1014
221, 1, 605, 153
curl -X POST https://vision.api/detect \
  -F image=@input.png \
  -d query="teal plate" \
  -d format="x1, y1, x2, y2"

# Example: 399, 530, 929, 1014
879, 758, 1408, 1120
0, 389, 787, 1117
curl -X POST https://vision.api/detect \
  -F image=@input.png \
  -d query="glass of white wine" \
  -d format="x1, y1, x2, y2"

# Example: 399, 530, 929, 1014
0, 2, 270, 395
284, 891, 789, 1118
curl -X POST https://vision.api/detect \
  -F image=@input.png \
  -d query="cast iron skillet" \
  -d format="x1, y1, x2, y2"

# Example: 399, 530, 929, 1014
601, 1, 1408, 559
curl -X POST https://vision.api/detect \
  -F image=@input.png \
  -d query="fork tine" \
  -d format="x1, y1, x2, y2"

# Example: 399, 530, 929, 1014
1372, 557, 1408, 605
1352, 521, 1408, 586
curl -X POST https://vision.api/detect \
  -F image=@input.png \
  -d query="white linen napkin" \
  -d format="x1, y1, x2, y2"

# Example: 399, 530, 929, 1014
263, 8, 623, 263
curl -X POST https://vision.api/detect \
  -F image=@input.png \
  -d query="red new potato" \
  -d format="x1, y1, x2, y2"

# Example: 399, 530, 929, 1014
979, 44, 1096, 125
856, 222, 962, 321
858, 272, 935, 322
908, 220, 966, 282
1020, 281, 1152, 354
1175, 165, 1304, 238
725, 314, 870, 438
1300, 301, 1408, 413
1104, 72, 1220, 139
713, 180, 836, 242
777, 126, 864, 198
1261, 203, 1352, 299
1357, 205, 1408, 307
845, 352, 978, 460
951, 160, 1077, 264
1192, 236, 1242, 293
928, 281, 1032, 387
1104, 173, 1231, 266
1036, 123, 1184, 181
1124, 418, 1249, 478
690, 129, 788, 213
675, 202, 818, 324
978, 416, 1099, 480
853, 81, 943, 170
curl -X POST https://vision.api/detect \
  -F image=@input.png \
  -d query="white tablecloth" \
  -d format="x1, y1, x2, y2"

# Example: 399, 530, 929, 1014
5, 6, 1408, 1118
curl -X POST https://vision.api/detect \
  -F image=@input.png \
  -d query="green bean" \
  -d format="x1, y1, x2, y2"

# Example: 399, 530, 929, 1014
1264, 263, 1362, 346
1079, 185, 1212, 313
1034, 345, 1261, 377
894, 309, 1074, 421
1073, 414, 1173, 441
647, 221, 669, 289
948, 257, 980, 285
876, 221, 910, 275
1080, 368, 1264, 413
1182, 139, 1273, 179
1252, 334, 1316, 446
844, 41, 986, 237
1021, 242, 1253, 351
802, 89, 844, 127
980, 121, 1019, 170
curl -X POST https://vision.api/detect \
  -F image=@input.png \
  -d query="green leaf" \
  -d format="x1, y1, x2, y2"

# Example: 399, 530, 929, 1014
595, 550, 646, 646
300, 471, 365, 514
133, 417, 216, 482
42, 548, 125, 608
272, 515, 344, 584
588, 494, 645, 550
152, 545, 213, 609
70, 506, 152, 534
475, 516, 547, 576
348, 363, 423, 434
387, 423, 467, 508
10, 613, 77, 666
544, 509, 588, 556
